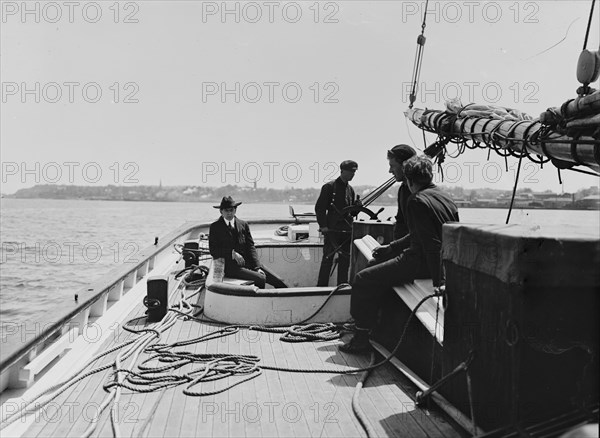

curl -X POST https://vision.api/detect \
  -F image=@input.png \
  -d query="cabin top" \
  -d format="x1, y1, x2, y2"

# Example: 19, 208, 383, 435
443, 223, 600, 287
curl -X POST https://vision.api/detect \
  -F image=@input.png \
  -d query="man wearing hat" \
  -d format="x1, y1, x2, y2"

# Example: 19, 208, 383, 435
208, 196, 267, 288
315, 159, 359, 286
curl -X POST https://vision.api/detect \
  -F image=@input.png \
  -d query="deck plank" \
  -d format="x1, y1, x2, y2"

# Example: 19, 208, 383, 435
258, 328, 295, 437
367, 363, 426, 437
286, 339, 335, 438
91, 305, 163, 438
361, 369, 406, 436
92, 303, 169, 438
211, 323, 232, 438
226, 327, 247, 438
28, 338, 117, 438
45, 312, 143, 438
301, 338, 365, 437
349, 368, 391, 437
195, 322, 232, 438
242, 330, 270, 437
292, 340, 331, 437
136, 312, 189, 438
187, 320, 212, 437
225, 325, 246, 437
377, 360, 462, 438
178, 313, 210, 437
313, 340, 363, 438
16, 292, 467, 438
271, 334, 312, 437
24, 349, 106, 437
91, 327, 150, 438
238, 329, 264, 438
375, 364, 426, 436
332, 339, 375, 437
108, 328, 168, 438
162, 317, 196, 438
193, 323, 225, 438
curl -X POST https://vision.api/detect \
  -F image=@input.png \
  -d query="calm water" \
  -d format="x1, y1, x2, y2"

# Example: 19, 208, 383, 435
1, 198, 599, 361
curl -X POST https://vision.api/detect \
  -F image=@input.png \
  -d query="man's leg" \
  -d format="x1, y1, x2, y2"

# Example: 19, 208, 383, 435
336, 237, 351, 285
340, 255, 418, 353
261, 265, 288, 288
317, 234, 335, 286
225, 265, 266, 288
350, 257, 406, 331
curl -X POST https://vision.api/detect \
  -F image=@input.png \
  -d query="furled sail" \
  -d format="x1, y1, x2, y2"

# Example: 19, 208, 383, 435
406, 90, 600, 173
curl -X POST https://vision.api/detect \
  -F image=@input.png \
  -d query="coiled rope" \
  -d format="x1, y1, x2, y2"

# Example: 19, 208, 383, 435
1, 271, 444, 438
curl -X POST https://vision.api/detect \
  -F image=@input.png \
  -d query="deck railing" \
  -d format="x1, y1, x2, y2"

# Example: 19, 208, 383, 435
0, 221, 210, 393
0, 218, 304, 393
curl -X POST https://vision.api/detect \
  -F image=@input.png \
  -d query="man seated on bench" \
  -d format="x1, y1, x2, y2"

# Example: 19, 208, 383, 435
209, 196, 285, 289
340, 156, 459, 354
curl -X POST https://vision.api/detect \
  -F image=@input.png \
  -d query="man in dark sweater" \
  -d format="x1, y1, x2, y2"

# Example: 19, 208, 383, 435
371, 144, 416, 263
340, 156, 459, 354
315, 160, 359, 286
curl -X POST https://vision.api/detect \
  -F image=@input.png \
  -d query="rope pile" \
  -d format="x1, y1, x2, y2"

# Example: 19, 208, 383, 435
1, 270, 452, 438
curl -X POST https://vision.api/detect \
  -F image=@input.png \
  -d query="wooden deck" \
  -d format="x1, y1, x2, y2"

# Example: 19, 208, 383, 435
18, 282, 466, 438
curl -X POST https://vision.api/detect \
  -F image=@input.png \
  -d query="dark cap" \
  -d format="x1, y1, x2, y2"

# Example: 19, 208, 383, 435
340, 160, 358, 171
213, 196, 242, 209
387, 144, 416, 162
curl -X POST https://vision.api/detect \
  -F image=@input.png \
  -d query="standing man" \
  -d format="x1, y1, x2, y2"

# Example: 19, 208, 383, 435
340, 156, 459, 354
315, 160, 359, 286
209, 196, 267, 288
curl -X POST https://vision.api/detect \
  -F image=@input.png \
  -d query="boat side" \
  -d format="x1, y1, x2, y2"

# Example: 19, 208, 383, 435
0, 221, 211, 393
0, 217, 470, 438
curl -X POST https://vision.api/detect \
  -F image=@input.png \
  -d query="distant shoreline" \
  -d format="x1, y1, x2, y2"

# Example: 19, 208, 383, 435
2, 196, 598, 211
3, 184, 599, 211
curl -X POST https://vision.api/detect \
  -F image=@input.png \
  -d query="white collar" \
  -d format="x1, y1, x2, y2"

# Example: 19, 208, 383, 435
226, 219, 235, 227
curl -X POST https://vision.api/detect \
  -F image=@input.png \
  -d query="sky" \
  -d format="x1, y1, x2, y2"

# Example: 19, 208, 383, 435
1, 0, 599, 195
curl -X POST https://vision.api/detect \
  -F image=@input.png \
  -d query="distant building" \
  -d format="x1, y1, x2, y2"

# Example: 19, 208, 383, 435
542, 197, 573, 209
454, 199, 472, 207
575, 195, 600, 210
472, 198, 498, 208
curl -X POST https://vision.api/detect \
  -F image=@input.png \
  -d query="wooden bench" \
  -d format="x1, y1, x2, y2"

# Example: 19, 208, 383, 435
393, 280, 444, 344
353, 235, 444, 344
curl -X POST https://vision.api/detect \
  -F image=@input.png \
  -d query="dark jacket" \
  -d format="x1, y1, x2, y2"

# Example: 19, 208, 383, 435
315, 177, 356, 231
209, 217, 261, 270
390, 182, 412, 252
405, 184, 460, 287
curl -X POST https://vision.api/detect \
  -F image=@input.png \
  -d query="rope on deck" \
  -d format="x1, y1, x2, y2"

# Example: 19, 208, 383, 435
2, 271, 454, 438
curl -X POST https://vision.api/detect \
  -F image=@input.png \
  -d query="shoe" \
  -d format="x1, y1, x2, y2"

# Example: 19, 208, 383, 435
339, 332, 372, 354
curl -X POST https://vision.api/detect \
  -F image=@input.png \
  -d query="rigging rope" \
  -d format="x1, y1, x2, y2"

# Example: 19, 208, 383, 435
506, 148, 525, 224
352, 351, 378, 438
408, 0, 429, 109
582, 0, 597, 51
